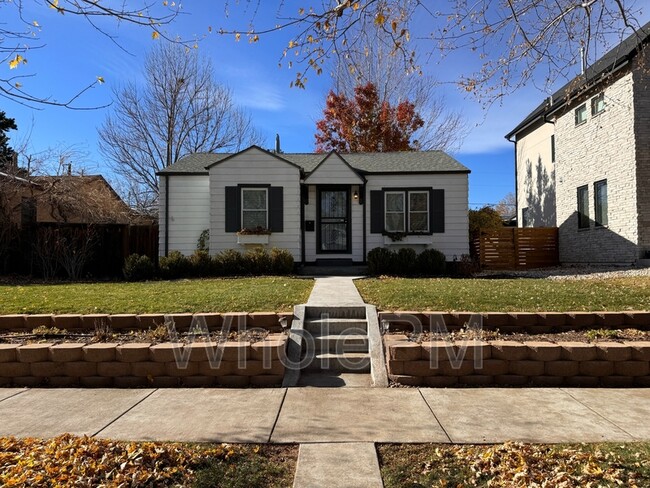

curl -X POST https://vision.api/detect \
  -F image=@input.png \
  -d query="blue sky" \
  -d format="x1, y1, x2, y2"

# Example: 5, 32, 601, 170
3, 2, 648, 209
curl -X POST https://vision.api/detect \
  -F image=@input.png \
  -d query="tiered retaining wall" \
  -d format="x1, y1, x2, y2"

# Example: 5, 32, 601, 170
385, 336, 650, 387
0, 312, 293, 332
0, 335, 287, 388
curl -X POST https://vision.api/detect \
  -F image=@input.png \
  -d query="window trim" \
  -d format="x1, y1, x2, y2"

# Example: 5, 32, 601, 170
550, 134, 556, 163
577, 185, 590, 229
575, 103, 587, 126
408, 190, 430, 233
240, 187, 268, 230
384, 190, 406, 233
521, 207, 530, 228
591, 93, 605, 116
594, 179, 608, 227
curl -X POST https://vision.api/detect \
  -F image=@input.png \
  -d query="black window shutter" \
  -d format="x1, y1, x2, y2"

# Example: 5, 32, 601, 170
269, 186, 284, 232
225, 186, 240, 232
370, 190, 384, 234
431, 189, 445, 233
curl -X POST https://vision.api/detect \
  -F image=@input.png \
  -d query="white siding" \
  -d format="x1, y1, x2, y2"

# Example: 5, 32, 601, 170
158, 175, 210, 256
304, 153, 364, 185
304, 184, 364, 263
515, 122, 556, 227
209, 148, 302, 261
365, 174, 469, 260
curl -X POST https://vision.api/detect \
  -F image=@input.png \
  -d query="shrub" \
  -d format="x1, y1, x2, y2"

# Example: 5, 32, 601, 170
123, 254, 156, 281
196, 229, 210, 252
271, 248, 294, 275
367, 247, 395, 275
245, 248, 273, 275
417, 248, 446, 276
190, 250, 213, 277
159, 250, 192, 279
217, 249, 247, 276
396, 247, 417, 276
453, 254, 479, 277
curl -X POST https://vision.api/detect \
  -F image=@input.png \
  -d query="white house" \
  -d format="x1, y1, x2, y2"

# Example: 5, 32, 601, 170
158, 145, 470, 265
506, 22, 650, 265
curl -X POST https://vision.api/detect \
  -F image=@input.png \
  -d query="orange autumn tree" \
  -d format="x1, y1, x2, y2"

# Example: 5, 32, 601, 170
315, 82, 424, 153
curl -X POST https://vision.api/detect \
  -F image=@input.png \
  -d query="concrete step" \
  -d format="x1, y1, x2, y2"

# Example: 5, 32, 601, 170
303, 352, 371, 373
305, 306, 367, 320
304, 318, 368, 334
305, 334, 369, 353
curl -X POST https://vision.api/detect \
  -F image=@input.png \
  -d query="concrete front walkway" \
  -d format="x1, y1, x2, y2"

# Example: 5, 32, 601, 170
307, 277, 365, 306
1, 387, 648, 443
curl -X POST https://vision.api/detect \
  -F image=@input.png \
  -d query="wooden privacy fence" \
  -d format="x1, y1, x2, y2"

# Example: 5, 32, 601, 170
476, 227, 559, 269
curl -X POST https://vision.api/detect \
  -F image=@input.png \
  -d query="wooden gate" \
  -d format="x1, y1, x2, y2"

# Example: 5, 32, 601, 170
477, 227, 559, 269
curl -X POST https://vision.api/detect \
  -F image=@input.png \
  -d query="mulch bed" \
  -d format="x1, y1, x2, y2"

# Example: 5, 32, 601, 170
395, 328, 650, 343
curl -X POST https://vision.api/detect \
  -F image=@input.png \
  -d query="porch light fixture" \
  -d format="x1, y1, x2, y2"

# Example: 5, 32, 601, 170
353, 190, 359, 200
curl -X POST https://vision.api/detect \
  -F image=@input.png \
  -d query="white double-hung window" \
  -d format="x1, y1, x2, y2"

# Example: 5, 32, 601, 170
241, 188, 268, 229
384, 191, 405, 232
408, 191, 429, 232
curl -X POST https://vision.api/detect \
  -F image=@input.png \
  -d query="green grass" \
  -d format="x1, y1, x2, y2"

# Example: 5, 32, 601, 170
192, 445, 297, 488
378, 442, 650, 487
0, 277, 313, 314
356, 276, 650, 312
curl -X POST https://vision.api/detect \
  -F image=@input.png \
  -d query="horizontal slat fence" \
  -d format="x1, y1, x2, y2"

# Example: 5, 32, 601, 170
477, 227, 559, 269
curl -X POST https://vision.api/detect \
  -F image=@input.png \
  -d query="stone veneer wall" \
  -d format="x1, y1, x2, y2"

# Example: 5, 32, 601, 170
386, 336, 650, 387
554, 68, 639, 264
0, 336, 287, 388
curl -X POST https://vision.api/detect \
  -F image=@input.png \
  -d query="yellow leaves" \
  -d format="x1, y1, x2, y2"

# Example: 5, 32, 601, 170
32, 20, 40, 27
96, 76, 105, 84
48, 0, 58, 9
352, 2, 360, 10
8, 55, 26, 70
288, 40, 297, 48
151, 31, 160, 40
235, 33, 241, 42
375, 12, 386, 26
249, 34, 259, 43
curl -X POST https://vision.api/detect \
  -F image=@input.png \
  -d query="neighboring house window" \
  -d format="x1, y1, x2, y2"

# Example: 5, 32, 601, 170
241, 188, 268, 229
409, 191, 429, 233
575, 104, 587, 125
594, 179, 608, 227
521, 207, 530, 228
577, 185, 589, 229
591, 93, 605, 116
384, 191, 405, 232
551, 135, 556, 163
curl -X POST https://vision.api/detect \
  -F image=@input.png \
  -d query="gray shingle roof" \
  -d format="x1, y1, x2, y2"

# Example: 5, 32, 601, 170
158, 149, 470, 175
506, 21, 650, 139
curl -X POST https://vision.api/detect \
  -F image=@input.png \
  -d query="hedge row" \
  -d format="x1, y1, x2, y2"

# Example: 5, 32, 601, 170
123, 248, 294, 281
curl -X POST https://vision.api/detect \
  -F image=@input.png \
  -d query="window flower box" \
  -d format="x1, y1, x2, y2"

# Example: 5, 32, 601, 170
237, 234, 269, 246
383, 234, 431, 246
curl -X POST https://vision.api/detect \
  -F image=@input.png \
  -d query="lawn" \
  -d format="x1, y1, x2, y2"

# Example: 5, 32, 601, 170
0, 277, 313, 314
356, 276, 650, 312
379, 442, 650, 487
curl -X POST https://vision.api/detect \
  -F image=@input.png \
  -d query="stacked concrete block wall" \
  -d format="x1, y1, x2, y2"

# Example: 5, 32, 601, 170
554, 68, 640, 263
378, 311, 650, 334
386, 336, 650, 387
0, 312, 293, 333
0, 336, 287, 388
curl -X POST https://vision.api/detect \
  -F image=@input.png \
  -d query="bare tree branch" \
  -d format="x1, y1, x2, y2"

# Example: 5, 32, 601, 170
98, 42, 264, 213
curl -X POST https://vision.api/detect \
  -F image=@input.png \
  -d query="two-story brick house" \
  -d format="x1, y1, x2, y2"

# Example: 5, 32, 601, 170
506, 22, 650, 265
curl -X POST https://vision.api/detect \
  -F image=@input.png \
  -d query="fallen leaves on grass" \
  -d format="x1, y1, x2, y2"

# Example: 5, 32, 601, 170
0, 434, 239, 487
380, 442, 650, 487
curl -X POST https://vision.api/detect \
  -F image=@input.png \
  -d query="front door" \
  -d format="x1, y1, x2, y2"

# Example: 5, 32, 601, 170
318, 187, 350, 253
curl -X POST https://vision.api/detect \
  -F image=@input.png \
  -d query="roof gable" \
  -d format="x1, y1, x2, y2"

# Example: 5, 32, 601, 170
506, 21, 650, 139
304, 151, 365, 184
205, 145, 303, 172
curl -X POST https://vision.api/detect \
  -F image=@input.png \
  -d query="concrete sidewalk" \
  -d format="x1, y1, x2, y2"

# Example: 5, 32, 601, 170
307, 277, 365, 306
0, 387, 648, 443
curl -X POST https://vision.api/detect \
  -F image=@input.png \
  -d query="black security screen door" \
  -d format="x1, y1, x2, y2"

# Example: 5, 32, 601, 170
318, 188, 350, 252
